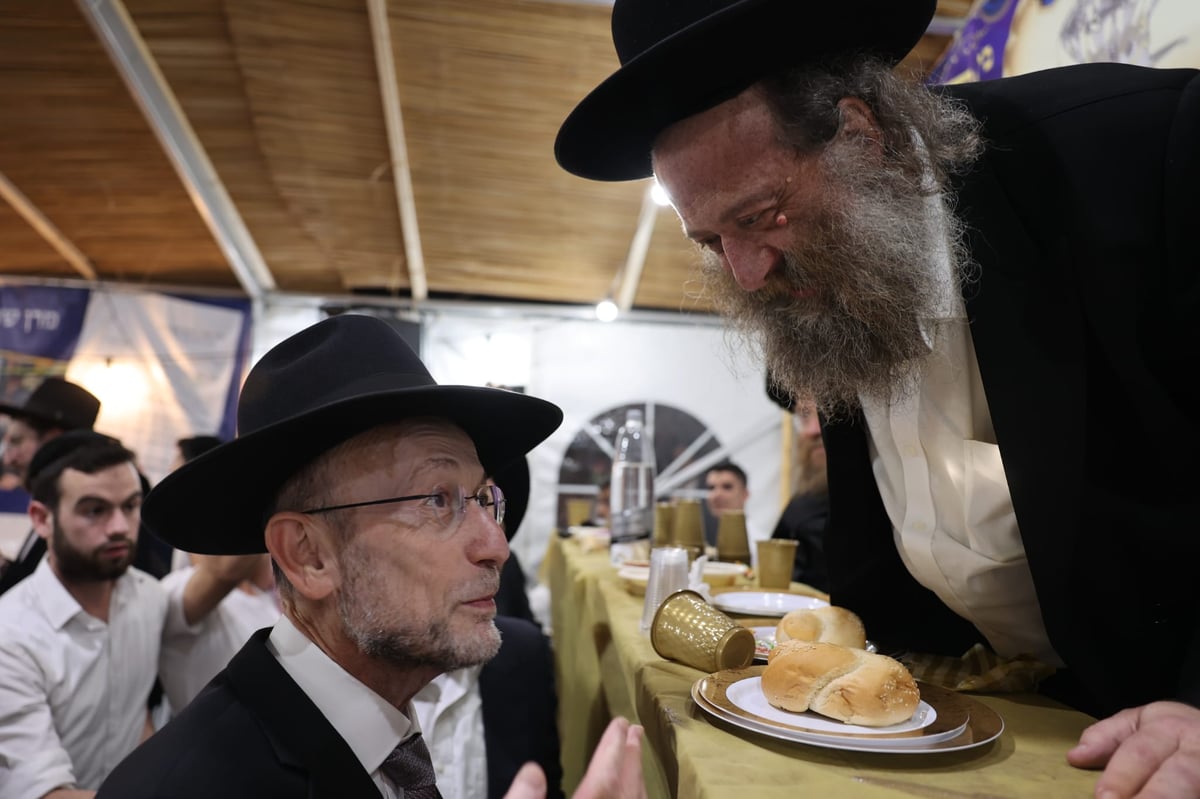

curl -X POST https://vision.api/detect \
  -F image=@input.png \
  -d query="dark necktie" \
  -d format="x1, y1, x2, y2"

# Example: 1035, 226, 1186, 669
380, 733, 442, 799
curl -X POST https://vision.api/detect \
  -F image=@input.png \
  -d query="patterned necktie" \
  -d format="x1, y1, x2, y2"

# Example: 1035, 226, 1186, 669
380, 733, 442, 799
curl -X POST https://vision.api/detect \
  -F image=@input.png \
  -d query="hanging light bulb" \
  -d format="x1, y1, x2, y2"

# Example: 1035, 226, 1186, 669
595, 299, 619, 322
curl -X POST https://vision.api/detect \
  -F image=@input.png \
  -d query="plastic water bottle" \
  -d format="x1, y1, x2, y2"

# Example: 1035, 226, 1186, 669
610, 408, 655, 565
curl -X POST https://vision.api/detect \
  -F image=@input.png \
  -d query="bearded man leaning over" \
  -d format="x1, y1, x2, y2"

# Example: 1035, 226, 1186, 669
556, 1, 1200, 796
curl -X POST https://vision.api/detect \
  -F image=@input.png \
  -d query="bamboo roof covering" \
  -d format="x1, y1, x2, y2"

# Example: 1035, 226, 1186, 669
0, 0, 966, 311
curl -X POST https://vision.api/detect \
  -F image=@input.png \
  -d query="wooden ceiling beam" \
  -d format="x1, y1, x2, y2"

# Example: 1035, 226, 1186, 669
76, 0, 276, 300
0, 170, 98, 281
366, 0, 427, 302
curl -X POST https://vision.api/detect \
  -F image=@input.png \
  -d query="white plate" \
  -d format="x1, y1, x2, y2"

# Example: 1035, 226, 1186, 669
692, 667, 1003, 754
712, 592, 828, 617
724, 676, 946, 740
618, 562, 749, 585
616, 565, 650, 582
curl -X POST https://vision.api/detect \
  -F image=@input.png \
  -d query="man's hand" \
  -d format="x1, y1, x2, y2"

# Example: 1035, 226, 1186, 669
503, 717, 645, 799
1067, 701, 1200, 797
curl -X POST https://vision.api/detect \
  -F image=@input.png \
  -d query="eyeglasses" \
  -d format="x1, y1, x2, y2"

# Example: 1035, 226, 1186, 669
300, 484, 506, 528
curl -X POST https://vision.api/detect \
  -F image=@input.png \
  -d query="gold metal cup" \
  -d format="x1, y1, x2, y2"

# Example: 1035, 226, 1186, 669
756, 539, 798, 589
672, 499, 706, 550
715, 511, 751, 563
565, 497, 593, 528
650, 589, 756, 672
652, 501, 675, 547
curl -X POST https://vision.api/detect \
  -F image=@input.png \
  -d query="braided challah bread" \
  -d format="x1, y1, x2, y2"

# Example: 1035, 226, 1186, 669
775, 605, 867, 649
761, 641, 919, 726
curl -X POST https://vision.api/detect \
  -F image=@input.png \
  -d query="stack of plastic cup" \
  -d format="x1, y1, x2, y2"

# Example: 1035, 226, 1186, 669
640, 546, 690, 633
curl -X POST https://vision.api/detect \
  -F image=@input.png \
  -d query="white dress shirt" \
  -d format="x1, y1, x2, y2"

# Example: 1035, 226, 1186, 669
858, 194, 1061, 666
267, 615, 421, 799
411, 666, 487, 799
159, 565, 281, 715
0, 558, 168, 795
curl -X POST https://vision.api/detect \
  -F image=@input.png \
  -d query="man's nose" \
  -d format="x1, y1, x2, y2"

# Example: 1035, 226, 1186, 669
465, 501, 509, 566
722, 237, 780, 291
108, 509, 134, 536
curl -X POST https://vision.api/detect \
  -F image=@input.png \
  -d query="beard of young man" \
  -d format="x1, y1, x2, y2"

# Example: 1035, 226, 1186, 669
50, 516, 136, 582
335, 534, 502, 672
701, 134, 973, 418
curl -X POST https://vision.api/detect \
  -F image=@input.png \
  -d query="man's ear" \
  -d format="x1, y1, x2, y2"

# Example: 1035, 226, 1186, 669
264, 512, 339, 601
836, 97, 884, 155
29, 500, 53, 542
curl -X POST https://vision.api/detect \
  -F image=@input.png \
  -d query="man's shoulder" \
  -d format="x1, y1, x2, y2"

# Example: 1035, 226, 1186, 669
0, 565, 46, 628
99, 675, 299, 797
942, 63, 1198, 132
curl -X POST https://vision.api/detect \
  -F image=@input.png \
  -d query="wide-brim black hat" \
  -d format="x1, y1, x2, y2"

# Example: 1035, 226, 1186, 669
142, 314, 563, 555
555, 0, 937, 181
491, 454, 530, 542
0, 377, 100, 431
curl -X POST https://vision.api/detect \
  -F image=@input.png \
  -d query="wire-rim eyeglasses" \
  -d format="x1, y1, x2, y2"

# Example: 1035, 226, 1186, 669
299, 484, 506, 527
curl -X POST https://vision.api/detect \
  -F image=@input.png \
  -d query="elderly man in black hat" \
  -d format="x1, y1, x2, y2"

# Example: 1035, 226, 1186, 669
98, 314, 643, 799
0, 377, 101, 483
557, 1, 1200, 796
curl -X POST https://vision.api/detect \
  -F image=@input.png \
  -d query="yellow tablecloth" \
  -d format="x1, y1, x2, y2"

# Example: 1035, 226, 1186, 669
544, 535, 1101, 798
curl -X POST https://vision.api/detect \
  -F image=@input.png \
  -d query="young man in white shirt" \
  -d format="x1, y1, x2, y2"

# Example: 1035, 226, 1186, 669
0, 431, 167, 797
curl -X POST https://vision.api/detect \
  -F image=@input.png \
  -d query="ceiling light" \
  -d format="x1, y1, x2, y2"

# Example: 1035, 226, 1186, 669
595, 299, 619, 322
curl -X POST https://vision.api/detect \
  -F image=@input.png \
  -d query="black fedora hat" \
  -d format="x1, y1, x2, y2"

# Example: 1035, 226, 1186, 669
142, 314, 563, 555
0, 377, 100, 431
492, 454, 530, 542
555, 0, 937, 181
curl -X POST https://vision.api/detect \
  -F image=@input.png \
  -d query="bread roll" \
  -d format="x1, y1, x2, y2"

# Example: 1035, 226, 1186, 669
760, 641, 920, 726
775, 606, 867, 649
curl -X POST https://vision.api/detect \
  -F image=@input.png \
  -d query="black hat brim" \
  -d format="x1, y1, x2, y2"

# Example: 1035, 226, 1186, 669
142, 385, 561, 554
555, 0, 937, 181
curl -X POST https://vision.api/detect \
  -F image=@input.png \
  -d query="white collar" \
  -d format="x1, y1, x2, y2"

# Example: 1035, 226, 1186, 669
267, 615, 416, 774
32, 556, 90, 629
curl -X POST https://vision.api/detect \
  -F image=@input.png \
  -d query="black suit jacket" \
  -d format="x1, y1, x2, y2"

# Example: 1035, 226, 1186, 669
823, 63, 1200, 719
98, 628, 382, 798
0, 531, 44, 595
102, 620, 564, 799
482, 616, 564, 799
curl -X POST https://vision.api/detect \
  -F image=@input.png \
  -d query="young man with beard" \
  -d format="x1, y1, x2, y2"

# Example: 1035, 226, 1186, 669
0, 431, 167, 797
0, 377, 102, 596
97, 314, 643, 799
555, 0, 1200, 796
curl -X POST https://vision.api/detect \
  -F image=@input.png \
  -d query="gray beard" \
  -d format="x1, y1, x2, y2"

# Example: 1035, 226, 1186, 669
336, 540, 501, 671
701, 137, 972, 418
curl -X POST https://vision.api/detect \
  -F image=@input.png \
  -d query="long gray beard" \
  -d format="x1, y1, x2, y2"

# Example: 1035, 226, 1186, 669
701, 138, 971, 418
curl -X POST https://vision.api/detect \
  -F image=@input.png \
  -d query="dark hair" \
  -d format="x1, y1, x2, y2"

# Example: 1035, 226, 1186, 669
758, 56, 983, 193
705, 460, 748, 486
177, 435, 224, 463
27, 431, 138, 509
